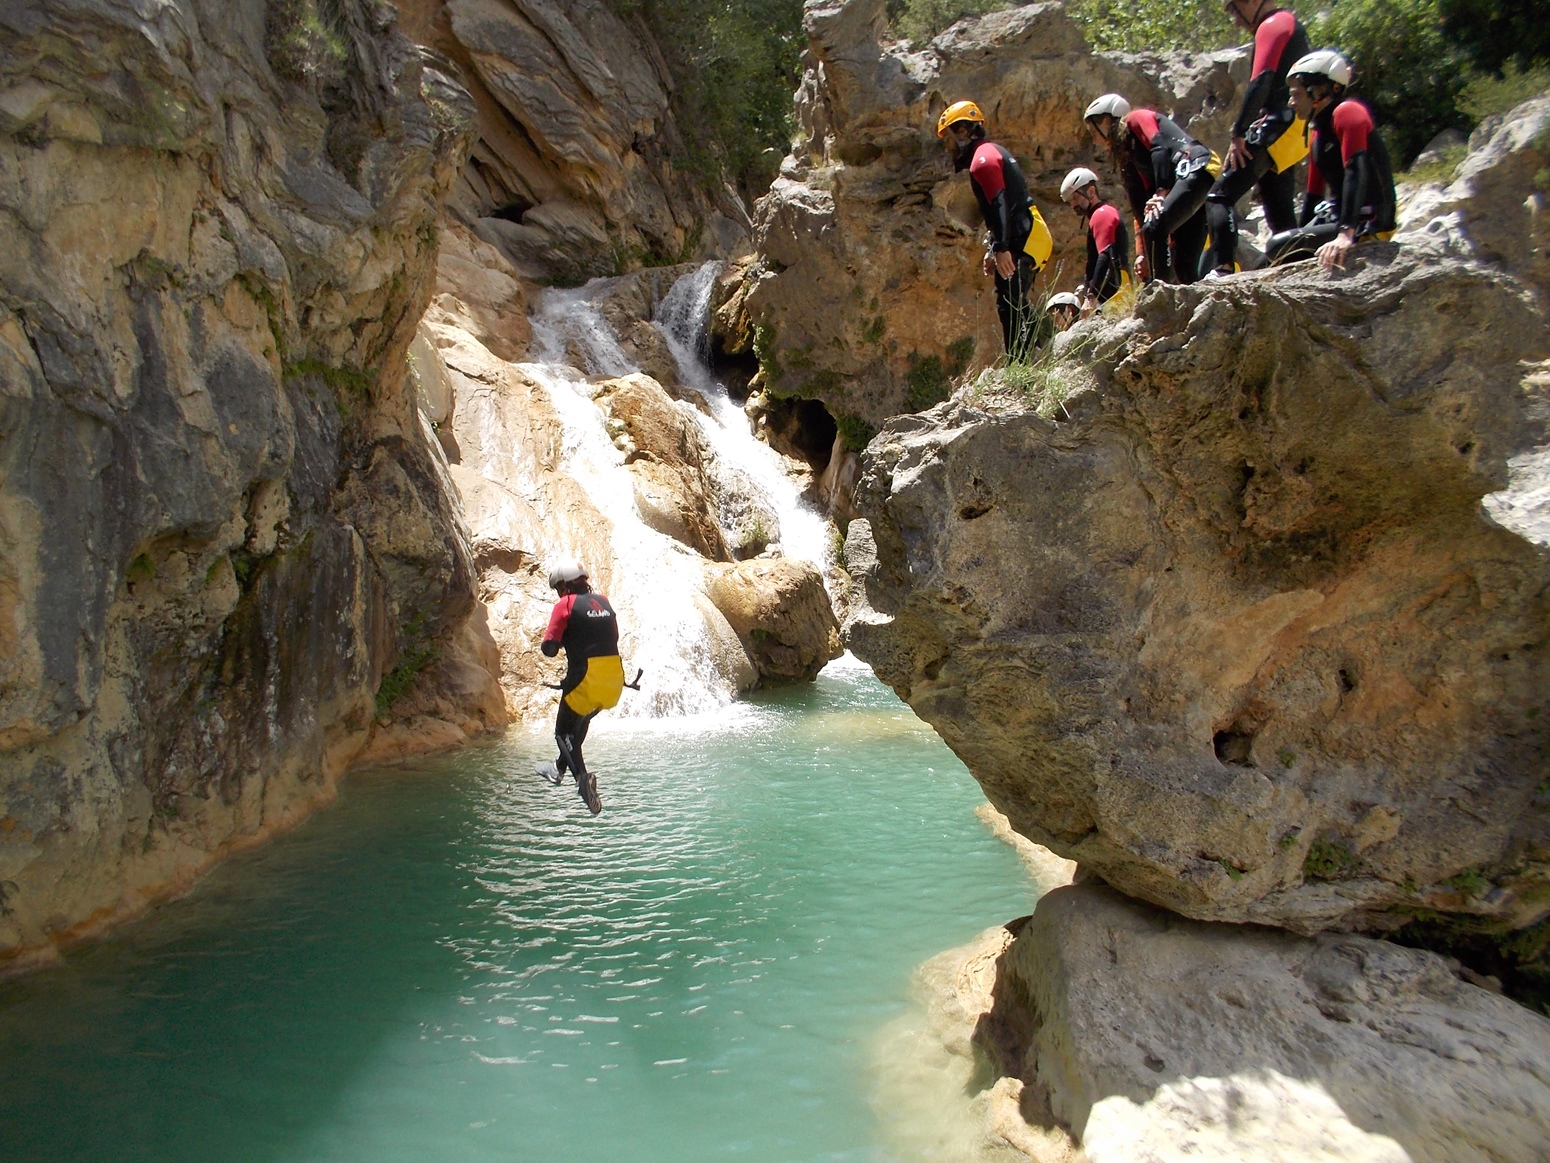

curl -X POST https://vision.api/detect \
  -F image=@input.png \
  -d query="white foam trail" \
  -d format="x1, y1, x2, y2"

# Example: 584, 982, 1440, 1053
653, 264, 832, 576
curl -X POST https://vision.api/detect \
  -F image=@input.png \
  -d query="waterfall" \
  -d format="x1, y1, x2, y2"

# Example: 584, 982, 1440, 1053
653, 264, 832, 577
523, 266, 831, 719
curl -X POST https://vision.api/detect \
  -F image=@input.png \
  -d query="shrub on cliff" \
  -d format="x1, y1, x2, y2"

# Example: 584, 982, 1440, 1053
611, 0, 805, 201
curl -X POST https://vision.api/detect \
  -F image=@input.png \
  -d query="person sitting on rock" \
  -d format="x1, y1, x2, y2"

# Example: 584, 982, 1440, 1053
937, 99, 1053, 361
1061, 168, 1131, 317
537, 558, 623, 815
1203, 0, 1312, 277
1085, 93, 1219, 285
1263, 50, 1397, 272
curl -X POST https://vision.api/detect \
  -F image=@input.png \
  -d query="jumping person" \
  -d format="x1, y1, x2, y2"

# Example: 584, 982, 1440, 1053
537, 559, 623, 815
1085, 93, 1219, 285
1264, 51, 1397, 271
1203, 0, 1311, 277
937, 99, 1053, 361
1061, 167, 1131, 317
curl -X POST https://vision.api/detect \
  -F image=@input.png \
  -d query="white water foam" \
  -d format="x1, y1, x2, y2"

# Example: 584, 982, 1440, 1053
525, 267, 835, 719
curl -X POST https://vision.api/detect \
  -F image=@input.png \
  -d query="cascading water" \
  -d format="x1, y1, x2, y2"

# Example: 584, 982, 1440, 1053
652, 263, 832, 577
523, 266, 832, 718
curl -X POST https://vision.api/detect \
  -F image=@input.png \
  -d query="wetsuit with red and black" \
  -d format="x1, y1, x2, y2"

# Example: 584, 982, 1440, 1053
1119, 109, 1215, 284
1265, 97, 1397, 265
541, 588, 622, 780
967, 138, 1040, 359
1083, 200, 1130, 304
1205, 5, 1310, 272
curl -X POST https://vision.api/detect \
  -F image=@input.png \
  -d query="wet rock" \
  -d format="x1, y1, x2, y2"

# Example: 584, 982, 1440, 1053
704, 558, 843, 684
977, 884, 1550, 1163
0, 0, 505, 970
844, 237, 1550, 934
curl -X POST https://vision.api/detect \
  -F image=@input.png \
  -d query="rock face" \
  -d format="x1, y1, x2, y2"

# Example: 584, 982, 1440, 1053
743, 0, 1247, 434
0, 0, 504, 971
844, 237, 1550, 935
705, 558, 843, 683
394, 0, 750, 284
976, 884, 1550, 1163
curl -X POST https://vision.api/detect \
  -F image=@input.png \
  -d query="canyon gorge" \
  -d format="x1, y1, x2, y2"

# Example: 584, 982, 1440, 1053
2, 0, 1548, 1159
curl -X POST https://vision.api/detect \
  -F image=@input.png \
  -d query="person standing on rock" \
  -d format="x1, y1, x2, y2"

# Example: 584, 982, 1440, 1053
536, 559, 623, 815
1061, 168, 1131, 317
937, 99, 1054, 361
1202, 0, 1312, 277
1085, 93, 1219, 285
1263, 51, 1397, 271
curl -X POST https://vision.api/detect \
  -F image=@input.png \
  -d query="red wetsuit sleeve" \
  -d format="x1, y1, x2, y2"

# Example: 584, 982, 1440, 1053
1125, 109, 1160, 150
1251, 9, 1296, 77
968, 142, 1006, 201
1333, 100, 1373, 163
542, 594, 575, 651
1090, 203, 1120, 252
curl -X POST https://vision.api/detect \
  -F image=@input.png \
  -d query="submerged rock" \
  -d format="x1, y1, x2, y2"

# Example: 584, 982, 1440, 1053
844, 237, 1550, 935
976, 884, 1550, 1163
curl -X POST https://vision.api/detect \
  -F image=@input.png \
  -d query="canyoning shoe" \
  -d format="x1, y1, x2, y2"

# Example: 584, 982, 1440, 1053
576, 768, 602, 815
535, 761, 564, 786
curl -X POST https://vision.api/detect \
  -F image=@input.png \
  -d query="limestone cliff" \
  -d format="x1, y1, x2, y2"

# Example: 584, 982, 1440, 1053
0, 0, 504, 972
741, 0, 1247, 436
394, 0, 751, 285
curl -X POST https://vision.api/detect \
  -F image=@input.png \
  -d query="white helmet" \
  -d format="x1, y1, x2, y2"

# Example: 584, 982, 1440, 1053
547, 558, 588, 589
1288, 49, 1353, 89
1047, 292, 1082, 310
1084, 93, 1131, 123
1060, 167, 1099, 199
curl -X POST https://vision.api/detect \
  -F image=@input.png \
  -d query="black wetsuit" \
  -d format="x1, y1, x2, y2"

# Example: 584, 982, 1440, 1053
1119, 110, 1215, 284
542, 588, 622, 783
965, 137, 1040, 360
1265, 97, 1397, 265
1204, 6, 1311, 272
1084, 200, 1131, 304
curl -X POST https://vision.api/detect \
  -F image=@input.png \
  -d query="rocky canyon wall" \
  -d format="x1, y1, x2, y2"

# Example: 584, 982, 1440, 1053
393, 0, 752, 287
0, 0, 504, 973
739, 0, 1247, 438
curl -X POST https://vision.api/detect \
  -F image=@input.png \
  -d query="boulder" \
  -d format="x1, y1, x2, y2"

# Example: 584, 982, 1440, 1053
844, 238, 1550, 935
704, 558, 843, 683
976, 884, 1550, 1163
1398, 91, 1550, 298
745, 0, 1250, 432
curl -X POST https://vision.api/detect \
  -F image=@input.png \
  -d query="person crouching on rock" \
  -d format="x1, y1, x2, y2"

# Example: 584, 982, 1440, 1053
1061, 168, 1131, 318
937, 99, 1052, 362
1264, 50, 1397, 272
539, 558, 623, 815
1085, 93, 1219, 285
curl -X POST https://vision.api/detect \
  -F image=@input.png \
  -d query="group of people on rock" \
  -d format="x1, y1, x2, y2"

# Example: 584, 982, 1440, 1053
936, 0, 1398, 361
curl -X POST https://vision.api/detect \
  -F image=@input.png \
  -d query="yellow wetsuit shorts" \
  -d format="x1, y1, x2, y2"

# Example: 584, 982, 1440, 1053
564, 655, 625, 716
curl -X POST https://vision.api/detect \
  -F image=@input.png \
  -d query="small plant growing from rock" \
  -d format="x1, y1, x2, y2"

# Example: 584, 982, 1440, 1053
1304, 838, 1360, 881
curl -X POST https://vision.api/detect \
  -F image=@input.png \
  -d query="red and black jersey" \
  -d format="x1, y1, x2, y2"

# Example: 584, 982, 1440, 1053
1231, 7, 1311, 137
542, 590, 620, 691
1305, 98, 1396, 233
1118, 109, 1212, 221
968, 140, 1035, 254
1085, 201, 1130, 303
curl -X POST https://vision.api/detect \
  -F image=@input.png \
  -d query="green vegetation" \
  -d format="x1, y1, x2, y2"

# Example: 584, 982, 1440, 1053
1303, 837, 1360, 880
266, 0, 350, 87
1065, 0, 1235, 51
376, 645, 437, 715
1277, 747, 1297, 768
835, 412, 878, 452
1444, 866, 1491, 896
127, 554, 156, 585
886, 0, 1007, 43
609, 0, 805, 200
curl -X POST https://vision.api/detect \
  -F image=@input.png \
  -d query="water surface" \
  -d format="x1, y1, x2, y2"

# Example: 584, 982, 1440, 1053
0, 659, 1035, 1162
